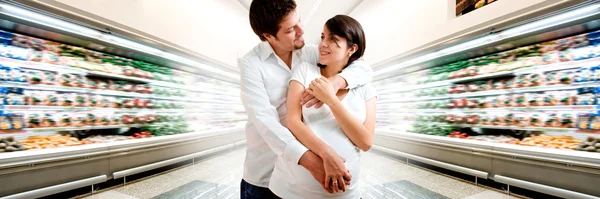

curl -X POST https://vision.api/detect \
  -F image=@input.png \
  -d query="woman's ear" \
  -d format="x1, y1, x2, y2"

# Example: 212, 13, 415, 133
348, 44, 358, 56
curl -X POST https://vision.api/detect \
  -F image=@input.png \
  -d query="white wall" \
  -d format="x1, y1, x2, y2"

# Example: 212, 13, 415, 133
349, 0, 569, 67
55, 0, 259, 70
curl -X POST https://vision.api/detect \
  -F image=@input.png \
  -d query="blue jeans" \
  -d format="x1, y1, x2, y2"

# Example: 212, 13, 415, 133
240, 179, 281, 199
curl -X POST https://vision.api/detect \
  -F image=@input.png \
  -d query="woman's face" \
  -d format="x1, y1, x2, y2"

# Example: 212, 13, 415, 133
318, 26, 355, 67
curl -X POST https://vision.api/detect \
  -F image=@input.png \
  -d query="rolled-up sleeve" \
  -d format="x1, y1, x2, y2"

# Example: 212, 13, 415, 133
239, 59, 308, 164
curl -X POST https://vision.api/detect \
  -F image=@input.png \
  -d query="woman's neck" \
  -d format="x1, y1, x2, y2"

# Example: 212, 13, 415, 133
320, 62, 344, 78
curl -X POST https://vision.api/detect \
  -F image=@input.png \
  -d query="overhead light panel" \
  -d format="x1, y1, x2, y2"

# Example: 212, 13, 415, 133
374, 2, 600, 78
0, 3, 239, 81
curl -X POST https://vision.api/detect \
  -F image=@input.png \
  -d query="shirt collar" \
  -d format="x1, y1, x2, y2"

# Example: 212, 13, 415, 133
259, 41, 303, 62
259, 41, 275, 61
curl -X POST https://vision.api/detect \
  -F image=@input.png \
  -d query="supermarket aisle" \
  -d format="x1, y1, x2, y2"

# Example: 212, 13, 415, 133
84, 148, 518, 199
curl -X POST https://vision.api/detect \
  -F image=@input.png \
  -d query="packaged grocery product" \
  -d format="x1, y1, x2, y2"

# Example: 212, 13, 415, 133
124, 99, 135, 109
145, 100, 154, 109
575, 67, 592, 83
25, 113, 41, 128
11, 113, 24, 130
89, 95, 102, 107
491, 113, 506, 126
0, 67, 9, 81
59, 74, 73, 86
61, 93, 74, 106
514, 112, 530, 127
42, 72, 57, 85
514, 75, 528, 88
113, 98, 123, 108
6, 93, 25, 105
465, 114, 479, 124
110, 114, 122, 125
557, 70, 574, 84
101, 97, 112, 108
26, 91, 46, 105
576, 92, 594, 105
478, 97, 490, 108
504, 113, 515, 126
135, 99, 146, 108
122, 66, 135, 76
514, 94, 528, 107
9, 68, 27, 83
561, 113, 576, 128
46, 92, 60, 106
97, 80, 109, 90
98, 114, 110, 126
27, 70, 44, 84
530, 113, 543, 126
543, 92, 558, 106
0, 113, 11, 130
42, 113, 57, 127
71, 74, 86, 87
74, 94, 88, 107
544, 113, 559, 127
542, 51, 561, 64
504, 78, 515, 89
122, 83, 134, 92
558, 91, 576, 106
59, 113, 73, 127
480, 114, 490, 125
467, 84, 479, 92
87, 113, 97, 126
502, 95, 514, 107
578, 113, 591, 129
28, 50, 43, 62
86, 78, 98, 89
528, 93, 543, 106
74, 113, 88, 127
122, 114, 136, 124
528, 73, 545, 87
42, 51, 59, 64
545, 72, 558, 85
589, 114, 600, 130
492, 80, 504, 90
146, 114, 157, 123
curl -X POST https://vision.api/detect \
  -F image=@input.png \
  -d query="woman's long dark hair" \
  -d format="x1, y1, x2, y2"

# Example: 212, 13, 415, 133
317, 15, 366, 70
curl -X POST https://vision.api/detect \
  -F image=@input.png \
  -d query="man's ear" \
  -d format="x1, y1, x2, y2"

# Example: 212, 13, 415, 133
263, 33, 275, 40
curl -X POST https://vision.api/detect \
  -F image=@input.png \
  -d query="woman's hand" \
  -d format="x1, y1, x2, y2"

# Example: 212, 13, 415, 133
307, 77, 338, 106
320, 148, 352, 193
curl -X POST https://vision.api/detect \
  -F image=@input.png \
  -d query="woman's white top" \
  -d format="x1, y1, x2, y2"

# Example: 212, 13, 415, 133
269, 62, 376, 199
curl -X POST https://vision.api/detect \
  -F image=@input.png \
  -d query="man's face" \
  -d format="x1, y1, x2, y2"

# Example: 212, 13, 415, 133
264, 11, 305, 52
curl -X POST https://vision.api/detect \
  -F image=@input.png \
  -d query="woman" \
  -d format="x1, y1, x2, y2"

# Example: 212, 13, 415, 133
269, 15, 376, 198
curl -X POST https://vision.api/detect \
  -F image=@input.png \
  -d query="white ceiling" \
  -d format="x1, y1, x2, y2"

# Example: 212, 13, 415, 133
237, 0, 364, 44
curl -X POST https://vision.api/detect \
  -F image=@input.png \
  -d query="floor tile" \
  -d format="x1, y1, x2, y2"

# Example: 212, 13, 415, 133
85, 190, 139, 199
82, 147, 517, 199
463, 190, 517, 199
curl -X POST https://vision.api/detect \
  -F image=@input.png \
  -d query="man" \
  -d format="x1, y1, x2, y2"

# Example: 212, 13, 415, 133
239, 0, 372, 198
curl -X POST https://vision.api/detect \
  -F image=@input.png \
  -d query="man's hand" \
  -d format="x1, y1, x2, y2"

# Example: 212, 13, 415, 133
299, 150, 351, 193
301, 75, 348, 108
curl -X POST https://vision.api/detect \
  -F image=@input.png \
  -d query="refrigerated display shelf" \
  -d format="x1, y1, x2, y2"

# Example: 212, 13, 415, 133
0, 57, 88, 75
0, 82, 89, 93
379, 83, 600, 104
2, 105, 202, 113
400, 105, 599, 113
0, 123, 168, 134
0, 58, 238, 97
428, 122, 582, 133
378, 58, 600, 95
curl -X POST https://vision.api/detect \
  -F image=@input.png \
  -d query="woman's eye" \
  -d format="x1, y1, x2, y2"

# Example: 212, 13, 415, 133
320, 36, 324, 40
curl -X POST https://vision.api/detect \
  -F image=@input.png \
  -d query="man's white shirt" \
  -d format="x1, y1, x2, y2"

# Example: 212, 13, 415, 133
239, 41, 372, 187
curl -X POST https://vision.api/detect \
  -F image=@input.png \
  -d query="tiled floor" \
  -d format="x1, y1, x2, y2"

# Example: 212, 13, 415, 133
84, 148, 520, 199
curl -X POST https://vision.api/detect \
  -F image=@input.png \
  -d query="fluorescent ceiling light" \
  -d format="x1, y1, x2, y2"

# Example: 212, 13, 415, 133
0, 3, 102, 38
374, 2, 600, 77
0, 3, 239, 81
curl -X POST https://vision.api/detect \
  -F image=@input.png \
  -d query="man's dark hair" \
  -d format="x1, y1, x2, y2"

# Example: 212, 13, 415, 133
318, 15, 366, 69
249, 0, 297, 41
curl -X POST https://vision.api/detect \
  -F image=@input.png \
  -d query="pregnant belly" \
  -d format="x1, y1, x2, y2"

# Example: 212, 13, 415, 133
289, 128, 361, 187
